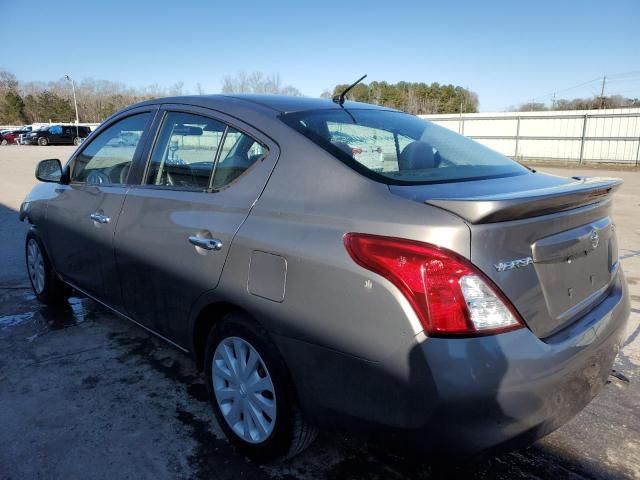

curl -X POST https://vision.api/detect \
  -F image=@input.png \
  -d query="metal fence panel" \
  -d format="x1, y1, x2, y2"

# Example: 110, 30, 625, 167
421, 108, 640, 166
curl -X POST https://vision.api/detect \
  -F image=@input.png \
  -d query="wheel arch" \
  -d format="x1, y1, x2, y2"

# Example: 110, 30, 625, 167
191, 300, 263, 371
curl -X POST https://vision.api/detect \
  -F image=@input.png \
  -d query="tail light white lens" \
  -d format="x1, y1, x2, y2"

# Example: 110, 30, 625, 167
458, 275, 520, 332
344, 233, 524, 337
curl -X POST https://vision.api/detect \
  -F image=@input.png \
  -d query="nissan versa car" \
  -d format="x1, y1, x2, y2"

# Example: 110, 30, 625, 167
20, 94, 629, 463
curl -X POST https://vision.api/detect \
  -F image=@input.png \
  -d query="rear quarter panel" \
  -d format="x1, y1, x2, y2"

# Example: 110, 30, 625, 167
214, 132, 471, 363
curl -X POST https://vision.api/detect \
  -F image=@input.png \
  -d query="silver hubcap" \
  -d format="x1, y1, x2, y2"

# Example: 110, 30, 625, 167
212, 336, 276, 443
27, 239, 45, 294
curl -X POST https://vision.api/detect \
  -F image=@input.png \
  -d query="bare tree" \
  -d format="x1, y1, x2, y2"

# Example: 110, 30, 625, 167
406, 86, 419, 114
222, 71, 301, 96
517, 102, 547, 112
371, 86, 382, 105
169, 81, 185, 96
0, 70, 19, 93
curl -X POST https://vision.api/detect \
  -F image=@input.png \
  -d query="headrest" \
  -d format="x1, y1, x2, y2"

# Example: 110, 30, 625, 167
399, 141, 438, 170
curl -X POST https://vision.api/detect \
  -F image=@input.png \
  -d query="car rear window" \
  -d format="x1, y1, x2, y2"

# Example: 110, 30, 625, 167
280, 108, 528, 185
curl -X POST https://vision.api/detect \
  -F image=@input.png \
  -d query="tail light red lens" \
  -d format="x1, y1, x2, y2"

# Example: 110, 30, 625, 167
343, 233, 524, 337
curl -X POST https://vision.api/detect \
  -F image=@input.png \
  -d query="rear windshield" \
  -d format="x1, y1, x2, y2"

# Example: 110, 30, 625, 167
280, 108, 528, 185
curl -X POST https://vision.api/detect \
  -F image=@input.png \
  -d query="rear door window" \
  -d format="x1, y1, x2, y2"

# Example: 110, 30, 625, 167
211, 127, 268, 189
145, 112, 226, 190
145, 111, 269, 191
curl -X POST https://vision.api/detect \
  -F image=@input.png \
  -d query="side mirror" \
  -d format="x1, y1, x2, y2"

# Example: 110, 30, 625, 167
36, 159, 63, 183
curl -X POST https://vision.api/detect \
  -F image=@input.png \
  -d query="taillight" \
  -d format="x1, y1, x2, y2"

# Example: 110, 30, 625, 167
343, 233, 524, 337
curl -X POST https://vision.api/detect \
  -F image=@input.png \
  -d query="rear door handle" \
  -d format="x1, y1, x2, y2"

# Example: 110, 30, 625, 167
188, 236, 223, 251
89, 212, 110, 224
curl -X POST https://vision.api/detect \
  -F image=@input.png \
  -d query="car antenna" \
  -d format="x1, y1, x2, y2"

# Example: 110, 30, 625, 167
333, 74, 367, 106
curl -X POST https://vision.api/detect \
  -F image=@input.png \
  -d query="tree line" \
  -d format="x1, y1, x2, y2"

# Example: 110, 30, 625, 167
323, 81, 479, 114
0, 69, 480, 124
0, 70, 307, 125
515, 95, 640, 112
0, 70, 187, 125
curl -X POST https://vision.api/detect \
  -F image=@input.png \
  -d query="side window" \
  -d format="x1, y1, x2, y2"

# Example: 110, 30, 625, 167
211, 127, 268, 189
71, 113, 150, 185
327, 121, 397, 173
145, 112, 226, 189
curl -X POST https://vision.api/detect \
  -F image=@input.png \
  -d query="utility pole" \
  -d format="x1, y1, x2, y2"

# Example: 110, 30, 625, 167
599, 75, 607, 109
459, 96, 465, 134
551, 92, 556, 109
64, 74, 80, 140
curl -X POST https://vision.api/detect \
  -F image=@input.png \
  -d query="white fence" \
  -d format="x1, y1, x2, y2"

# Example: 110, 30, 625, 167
420, 108, 640, 166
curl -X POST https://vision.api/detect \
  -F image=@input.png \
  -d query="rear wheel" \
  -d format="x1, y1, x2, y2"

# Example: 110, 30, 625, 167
38, 137, 48, 146
25, 232, 67, 304
1, 138, 7, 145
73, 136, 81, 146
204, 312, 317, 463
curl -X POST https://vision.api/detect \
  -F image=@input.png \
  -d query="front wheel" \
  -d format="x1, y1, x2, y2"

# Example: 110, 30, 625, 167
38, 137, 48, 146
25, 232, 67, 304
73, 136, 81, 146
204, 313, 317, 463
1, 138, 7, 145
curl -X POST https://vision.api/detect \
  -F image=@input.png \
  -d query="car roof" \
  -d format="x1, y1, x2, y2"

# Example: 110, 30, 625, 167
137, 94, 397, 115
219, 94, 396, 113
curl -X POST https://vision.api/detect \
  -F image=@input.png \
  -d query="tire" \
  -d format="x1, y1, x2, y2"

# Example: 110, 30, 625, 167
1, 138, 7, 145
73, 137, 81, 146
25, 231, 67, 305
204, 312, 317, 463
38, 137, 48, 146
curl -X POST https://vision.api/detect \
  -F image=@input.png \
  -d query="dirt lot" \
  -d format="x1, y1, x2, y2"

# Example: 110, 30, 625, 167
0, 145, 638, 479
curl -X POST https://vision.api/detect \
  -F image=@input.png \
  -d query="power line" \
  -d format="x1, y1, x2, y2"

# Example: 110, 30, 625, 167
528, 77, 602, 102
606, 77, 640, 85
521, 70, 640, 105
607, 70, 640, 79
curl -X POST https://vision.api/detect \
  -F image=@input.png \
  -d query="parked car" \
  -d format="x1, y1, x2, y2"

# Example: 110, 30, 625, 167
26, 124, 91, 145
17, 125, 35, 145
1, 127, 29, 145
20, 95, 630, 463
15, 125, 34, 145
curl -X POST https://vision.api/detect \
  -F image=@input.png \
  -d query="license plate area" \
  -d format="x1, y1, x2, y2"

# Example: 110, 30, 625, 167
532, 218, 614, 320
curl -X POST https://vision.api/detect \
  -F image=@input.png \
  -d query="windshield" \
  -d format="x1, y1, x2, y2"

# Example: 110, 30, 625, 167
280, 108, 528, 185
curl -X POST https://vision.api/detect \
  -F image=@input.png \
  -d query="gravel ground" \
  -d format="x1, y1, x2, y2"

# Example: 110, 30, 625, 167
0, 145, 638, 479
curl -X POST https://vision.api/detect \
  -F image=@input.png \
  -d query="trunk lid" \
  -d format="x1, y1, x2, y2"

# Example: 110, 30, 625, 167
390, 173, 622, 338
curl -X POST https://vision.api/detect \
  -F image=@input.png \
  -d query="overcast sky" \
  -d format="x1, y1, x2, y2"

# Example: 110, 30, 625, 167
4, 0, 639, 111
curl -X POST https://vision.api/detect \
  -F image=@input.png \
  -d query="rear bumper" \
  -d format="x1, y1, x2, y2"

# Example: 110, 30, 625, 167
279, 269, 629, 456
411, 269, 629, 455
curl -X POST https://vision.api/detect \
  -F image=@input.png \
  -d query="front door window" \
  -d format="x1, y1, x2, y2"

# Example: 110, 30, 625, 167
71, 113, 151, 185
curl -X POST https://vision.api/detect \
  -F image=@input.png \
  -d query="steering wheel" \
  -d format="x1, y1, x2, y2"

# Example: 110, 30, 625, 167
86, 170, 110, 185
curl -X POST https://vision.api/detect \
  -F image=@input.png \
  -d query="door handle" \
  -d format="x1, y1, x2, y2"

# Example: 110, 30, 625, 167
89, 212, 110, 224
188, 236, 223, 251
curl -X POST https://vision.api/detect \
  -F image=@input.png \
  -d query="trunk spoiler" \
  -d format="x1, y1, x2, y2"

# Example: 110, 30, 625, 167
426, 177, 622, 224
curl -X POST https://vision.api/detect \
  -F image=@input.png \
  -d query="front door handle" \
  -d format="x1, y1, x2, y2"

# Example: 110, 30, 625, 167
188, 236, 223, 251
89, 212, 110, 224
